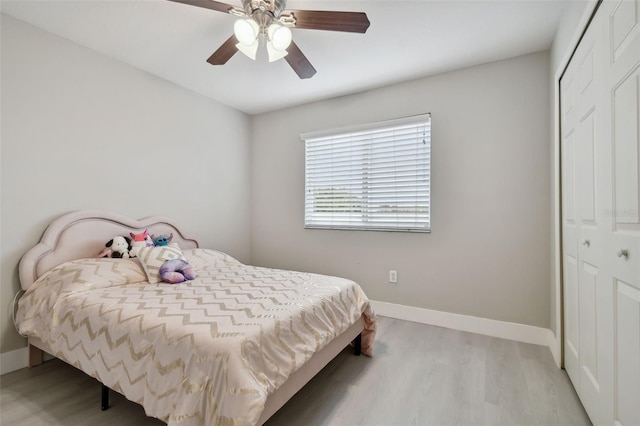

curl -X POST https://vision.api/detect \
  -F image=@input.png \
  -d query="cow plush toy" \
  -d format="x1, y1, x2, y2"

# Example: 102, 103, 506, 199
99, 236, 133, 258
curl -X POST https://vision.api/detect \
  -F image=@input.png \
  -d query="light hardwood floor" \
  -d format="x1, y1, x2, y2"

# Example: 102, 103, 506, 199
0, 317, 591, 426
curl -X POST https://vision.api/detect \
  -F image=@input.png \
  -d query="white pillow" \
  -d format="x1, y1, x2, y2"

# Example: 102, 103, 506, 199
134, 243, 186, 283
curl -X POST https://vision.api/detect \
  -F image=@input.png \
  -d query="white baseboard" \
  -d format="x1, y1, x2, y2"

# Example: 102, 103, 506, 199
371, 300, 557, 356
548, 331, 562, 368
0, 346, 28, 375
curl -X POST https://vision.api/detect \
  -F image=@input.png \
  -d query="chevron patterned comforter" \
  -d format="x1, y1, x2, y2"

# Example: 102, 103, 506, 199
16, 249, 376, 425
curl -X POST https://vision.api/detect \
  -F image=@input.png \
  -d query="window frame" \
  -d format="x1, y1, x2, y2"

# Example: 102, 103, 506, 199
302, 113, 431, 233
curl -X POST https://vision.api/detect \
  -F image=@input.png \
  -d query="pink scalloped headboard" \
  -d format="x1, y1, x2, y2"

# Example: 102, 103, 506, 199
19, 210, 200, 290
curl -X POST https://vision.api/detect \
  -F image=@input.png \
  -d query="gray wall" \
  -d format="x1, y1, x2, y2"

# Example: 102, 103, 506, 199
251, 51, 552, 328
0, 15, 252, 354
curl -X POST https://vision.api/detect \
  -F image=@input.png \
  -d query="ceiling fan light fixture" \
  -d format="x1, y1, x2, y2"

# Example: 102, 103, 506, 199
268, 24, 292, 51
266, 41, 289, 62
236, 40, 259, 60
233, 19, 259, 46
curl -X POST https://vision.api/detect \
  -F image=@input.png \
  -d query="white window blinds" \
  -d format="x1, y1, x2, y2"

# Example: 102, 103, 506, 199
303, 114, 431, 232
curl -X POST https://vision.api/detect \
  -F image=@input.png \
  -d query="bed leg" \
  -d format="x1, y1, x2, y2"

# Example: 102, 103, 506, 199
354, 333, 362, 356
101, 384, 109, 411
28, 344, 44, 367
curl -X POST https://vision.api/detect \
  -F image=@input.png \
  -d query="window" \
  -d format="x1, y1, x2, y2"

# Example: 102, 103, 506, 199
303, 114, 431, 232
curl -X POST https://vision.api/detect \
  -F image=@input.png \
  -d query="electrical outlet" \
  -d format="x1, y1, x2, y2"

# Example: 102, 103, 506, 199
389, 270, 398, 283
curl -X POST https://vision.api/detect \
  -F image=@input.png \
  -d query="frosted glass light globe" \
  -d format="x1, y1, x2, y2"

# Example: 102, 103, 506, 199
268, 24, 292, 51
234, 19, 259, 46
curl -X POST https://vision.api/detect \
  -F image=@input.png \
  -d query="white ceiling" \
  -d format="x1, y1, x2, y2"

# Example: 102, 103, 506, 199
1, 0, 568, 115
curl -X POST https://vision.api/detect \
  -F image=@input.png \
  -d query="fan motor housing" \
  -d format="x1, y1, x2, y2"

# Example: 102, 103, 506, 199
242, 0, 286, 18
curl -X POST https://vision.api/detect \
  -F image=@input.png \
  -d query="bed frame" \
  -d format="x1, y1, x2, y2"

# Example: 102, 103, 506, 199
19, 210, 363, 425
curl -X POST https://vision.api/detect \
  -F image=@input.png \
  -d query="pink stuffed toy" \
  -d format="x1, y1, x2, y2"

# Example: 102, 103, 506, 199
130, 229, 154, 248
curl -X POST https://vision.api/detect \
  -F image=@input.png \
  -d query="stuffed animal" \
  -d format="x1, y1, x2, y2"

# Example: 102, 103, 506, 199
130, 229, 154, 248
159, 259, 196, 284
100, 236, 132, 258
151, 233, 173, 247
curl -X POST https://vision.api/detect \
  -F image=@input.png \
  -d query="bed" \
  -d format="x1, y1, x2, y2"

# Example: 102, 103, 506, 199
15, 210, 376, 425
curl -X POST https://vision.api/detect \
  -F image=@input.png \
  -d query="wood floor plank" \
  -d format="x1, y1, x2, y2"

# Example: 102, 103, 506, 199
0, 317, 591, 426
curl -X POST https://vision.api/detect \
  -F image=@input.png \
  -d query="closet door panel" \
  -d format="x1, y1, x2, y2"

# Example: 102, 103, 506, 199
562, 68, 580, 387
578, 262, 599, 387
576, 108, 600, 266
577, 257, 611, 425
612, 71, 639, 229
562, 3, 613, 423
562, 1, 640, 424
575, 32, 601, 268
607, 2, 640, 424
610, 68, 640, 286
615, 280, 640, 426
564, 254, 580, 385
563, 131, 578, 258
610, 0, 639, 64
606, 1, 640, 425
577, 110, 597, 225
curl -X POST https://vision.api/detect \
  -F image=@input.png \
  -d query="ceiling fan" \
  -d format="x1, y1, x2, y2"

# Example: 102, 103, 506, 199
168, 0, 370, 79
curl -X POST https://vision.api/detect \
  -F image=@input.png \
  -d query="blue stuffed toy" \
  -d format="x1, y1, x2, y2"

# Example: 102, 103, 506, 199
152, 233, 173, 247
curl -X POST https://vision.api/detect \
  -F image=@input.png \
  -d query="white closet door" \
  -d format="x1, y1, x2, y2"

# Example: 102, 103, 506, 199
579, 5, 614, 422
561, 1, 640, 425
563, 7, 614, 423
602, 0, 640, 425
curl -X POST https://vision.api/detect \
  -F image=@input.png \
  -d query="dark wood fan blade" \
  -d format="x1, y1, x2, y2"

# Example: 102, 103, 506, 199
167, 0, 235, 14
286, 10, 370, 33
285, 41, 317, 79
207, 35, 239, 65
